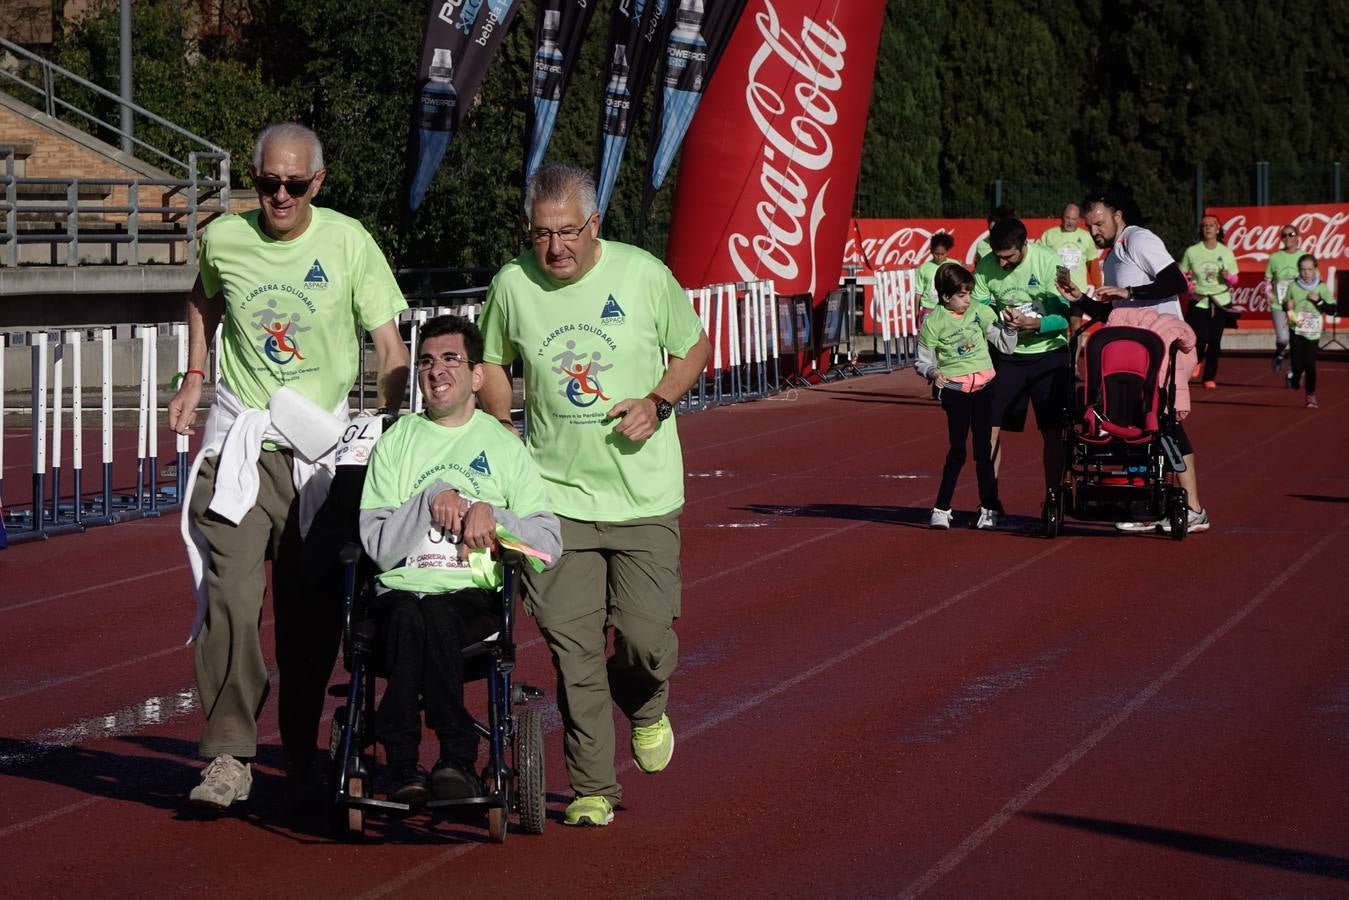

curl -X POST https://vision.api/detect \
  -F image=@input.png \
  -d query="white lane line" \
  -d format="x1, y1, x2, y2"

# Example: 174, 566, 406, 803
897, 522, 1344, 899
357, 540, 1072, 900
0, 566, 187, 615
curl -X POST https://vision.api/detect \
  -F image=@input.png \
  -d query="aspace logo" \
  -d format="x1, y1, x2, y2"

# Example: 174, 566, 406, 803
305, 259, 329, 288
600, 295, 626, 323
551, 341, 612, 408
252, 299, 309, 365
470, 451, 491, 476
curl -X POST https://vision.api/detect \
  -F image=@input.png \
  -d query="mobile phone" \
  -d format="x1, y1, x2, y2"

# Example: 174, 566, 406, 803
1055, 265, 1071, 285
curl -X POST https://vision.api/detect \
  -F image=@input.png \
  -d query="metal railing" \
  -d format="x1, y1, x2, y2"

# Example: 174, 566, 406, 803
0, 36, 230, 265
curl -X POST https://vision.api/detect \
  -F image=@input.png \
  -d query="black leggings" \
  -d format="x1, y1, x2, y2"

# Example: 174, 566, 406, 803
935, 385, 999, 511
1290, 334, 1319, 394
1187, 301, 1232, 382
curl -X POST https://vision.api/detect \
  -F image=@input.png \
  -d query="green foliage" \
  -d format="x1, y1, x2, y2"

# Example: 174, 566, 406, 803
37, 0, 1349, 268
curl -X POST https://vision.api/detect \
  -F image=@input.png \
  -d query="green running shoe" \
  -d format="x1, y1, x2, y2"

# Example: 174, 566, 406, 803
563, 795, 615, 827
632, 713, 675, 773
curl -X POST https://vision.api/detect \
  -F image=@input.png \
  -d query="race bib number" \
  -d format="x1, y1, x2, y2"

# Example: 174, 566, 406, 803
1294, 312, 1322, 339
1275, 280, 1291, 302
1015, 302, 1042, 319
335, 416, 383, 467
1057, 246, 1083, 269
406, 523, 469, 570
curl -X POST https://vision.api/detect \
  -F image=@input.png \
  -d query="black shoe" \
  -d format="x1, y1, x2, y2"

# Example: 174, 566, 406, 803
385, 763, 430, 806
430, 758, 482, 802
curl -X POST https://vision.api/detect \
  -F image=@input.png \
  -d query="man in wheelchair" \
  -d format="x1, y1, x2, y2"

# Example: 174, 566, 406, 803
358, 316, 561, 805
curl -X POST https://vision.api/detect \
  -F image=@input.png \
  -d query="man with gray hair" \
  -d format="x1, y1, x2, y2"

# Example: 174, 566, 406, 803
168, 122, 410, 810
477, 163, 710, 827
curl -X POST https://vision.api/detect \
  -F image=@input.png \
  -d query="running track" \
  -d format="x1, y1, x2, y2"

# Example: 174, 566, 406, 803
2, 357, 1347, 898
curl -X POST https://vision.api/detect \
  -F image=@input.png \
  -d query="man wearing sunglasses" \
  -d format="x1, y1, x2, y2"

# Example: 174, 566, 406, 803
477, 164, 710, 828
168, 122, 410, 812
359, 315, 560, 804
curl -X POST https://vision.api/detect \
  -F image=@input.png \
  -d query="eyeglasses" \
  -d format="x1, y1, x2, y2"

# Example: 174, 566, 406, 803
1281, 231, 1297, 238
527, 213, 596, 245
253, 174, 317, 197
415, 351, 472, 372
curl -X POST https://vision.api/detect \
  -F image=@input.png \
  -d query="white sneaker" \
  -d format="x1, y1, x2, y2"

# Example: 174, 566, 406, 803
1161, 508, 1210, 534
929, 508, 953, 529
976, 507, 999, 530
1115, 520, 1160, 533
189, 754, 252, 809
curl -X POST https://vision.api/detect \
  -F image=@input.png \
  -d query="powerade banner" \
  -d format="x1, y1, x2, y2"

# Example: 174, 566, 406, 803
595, 0, 671, 215
647, 0, 748, 193
408, 0, 521, 213
665, 1, 884, 306
524, 0, 596, 182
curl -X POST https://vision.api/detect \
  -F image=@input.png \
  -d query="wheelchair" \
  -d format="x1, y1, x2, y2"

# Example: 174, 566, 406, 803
319, 419, 547, 842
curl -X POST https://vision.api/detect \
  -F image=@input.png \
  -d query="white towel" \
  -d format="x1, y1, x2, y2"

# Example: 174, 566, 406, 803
179, 380, 348, 641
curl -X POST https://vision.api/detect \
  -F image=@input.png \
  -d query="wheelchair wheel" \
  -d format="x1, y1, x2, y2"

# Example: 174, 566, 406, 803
515, 706, 546, 835
485, 775, 508, 844
1043, 488, 1062, 539
1166, 489, 1188, 542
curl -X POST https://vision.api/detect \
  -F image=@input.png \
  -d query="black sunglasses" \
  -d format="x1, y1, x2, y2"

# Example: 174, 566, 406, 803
253, 174, 317, 197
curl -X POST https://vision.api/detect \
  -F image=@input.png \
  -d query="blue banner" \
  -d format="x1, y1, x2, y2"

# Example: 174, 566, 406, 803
595, 0, 670, 216
408, 0, 520, 213
648, 0, 746, 193
524, 0, 597, 183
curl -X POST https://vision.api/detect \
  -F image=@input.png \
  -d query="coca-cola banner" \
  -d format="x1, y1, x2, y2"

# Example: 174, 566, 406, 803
525, 0, 597, 182
647, 0, 749, 193
1208, 203, 1348, 317
408, 0, 521, 212
595, 0, 671, 215
845, 217, 1061, 273
666, 3, 883, 304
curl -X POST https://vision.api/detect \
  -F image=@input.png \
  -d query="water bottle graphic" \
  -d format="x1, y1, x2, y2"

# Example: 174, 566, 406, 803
603, 45, 632, 137
652, 0, 707, 188
665, 0, 707, 92
409, 48, 457, 211
533, 8, 564, 101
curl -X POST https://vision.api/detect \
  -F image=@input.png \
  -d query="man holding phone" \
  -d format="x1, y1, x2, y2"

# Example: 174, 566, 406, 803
477, 164, 710, 828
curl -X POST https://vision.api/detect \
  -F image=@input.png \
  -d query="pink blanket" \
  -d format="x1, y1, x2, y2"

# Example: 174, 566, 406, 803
1099, 307, 1198, 419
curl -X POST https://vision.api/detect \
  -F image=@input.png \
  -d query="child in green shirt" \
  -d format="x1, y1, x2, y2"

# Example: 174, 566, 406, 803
916, 264, 1019, 529
1284, 254, 1337, 409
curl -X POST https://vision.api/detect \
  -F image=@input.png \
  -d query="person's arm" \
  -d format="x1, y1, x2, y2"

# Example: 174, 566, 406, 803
168, 275, 222, 436
914, 343, 939, 381
1097, 262, 1188, 305
369, 318, 410, 413
477, 363, 516, 430
608, 330, 711, 443
359, 479, 461, 571
985, 320, 1019, 354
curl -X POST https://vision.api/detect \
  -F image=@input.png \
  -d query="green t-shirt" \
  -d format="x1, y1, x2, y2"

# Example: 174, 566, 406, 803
1265, 249, 1302, 306
914, 258, 958, 310
199, 207, 407, 411
1285, 279, 1336, 340
1179, 241, 1239, 308
974, 237, 992, 262
971, 242, 1070, 354
479, 240, 705, 522
1038, 225, 1097, 290
360, 410, 554, 594
918, 303, 1002, 376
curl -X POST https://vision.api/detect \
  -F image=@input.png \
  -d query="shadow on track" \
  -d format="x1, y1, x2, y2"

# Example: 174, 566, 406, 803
1289, 493, 1349, 504
1023, 811, 1349, 880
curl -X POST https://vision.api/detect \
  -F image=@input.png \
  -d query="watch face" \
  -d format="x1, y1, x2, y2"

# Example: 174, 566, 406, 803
655, 398, 673, 420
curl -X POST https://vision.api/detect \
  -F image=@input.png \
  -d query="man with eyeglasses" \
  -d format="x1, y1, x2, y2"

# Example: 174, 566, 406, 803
359, 315, 560, 804
1261, 225, 1302, 374
168, 122, 410, 811
477, 163, 710, 828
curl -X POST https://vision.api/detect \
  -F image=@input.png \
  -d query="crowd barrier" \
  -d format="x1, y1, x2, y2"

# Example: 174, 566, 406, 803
1, 278, 921, 545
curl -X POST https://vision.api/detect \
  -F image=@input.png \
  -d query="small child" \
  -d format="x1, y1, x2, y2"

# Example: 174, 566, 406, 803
916, 263, 1019, 529
1284, 253, 1338, 409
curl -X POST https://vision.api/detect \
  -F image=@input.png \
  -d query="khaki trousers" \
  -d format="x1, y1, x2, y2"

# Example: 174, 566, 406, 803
190, 451, 341, 770
524, 512, 682, 803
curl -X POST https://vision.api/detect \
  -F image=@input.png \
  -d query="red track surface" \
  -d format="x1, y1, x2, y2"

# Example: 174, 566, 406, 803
2, 357, 1347, 898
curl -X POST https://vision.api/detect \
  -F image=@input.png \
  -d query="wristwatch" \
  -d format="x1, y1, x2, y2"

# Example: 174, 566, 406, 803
647, 392, 673, 421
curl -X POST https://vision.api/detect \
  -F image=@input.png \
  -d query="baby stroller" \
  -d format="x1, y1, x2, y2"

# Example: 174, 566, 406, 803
1043, 325, 1190, 540
319, 418, 547, 843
